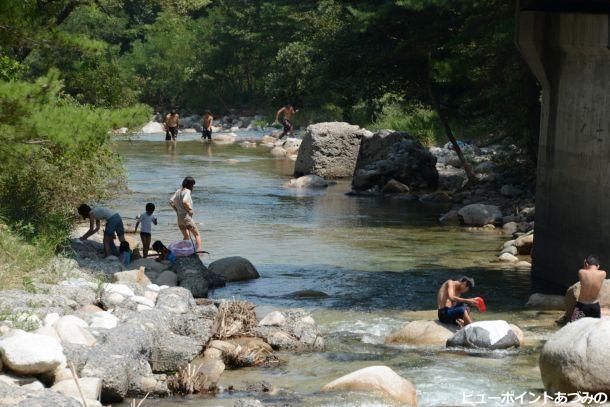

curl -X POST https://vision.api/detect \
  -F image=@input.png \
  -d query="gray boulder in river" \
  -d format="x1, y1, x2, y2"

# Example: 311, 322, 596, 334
294, 122, 371, 179
352, 130, 438, 192
208, 256, 260, 282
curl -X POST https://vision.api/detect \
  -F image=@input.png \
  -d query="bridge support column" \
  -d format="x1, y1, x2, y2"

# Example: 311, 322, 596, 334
517, 9, 610, 291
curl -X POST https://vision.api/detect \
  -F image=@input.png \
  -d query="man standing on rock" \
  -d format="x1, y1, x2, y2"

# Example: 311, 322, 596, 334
570, 255, 606, 322
164, 109, 180, 140
273, 104, 297, 139
201, 110, 213, 141
437, 277, 478, 327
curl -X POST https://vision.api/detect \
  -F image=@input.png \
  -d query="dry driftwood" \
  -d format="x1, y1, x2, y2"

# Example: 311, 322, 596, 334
212, 300, 257, 340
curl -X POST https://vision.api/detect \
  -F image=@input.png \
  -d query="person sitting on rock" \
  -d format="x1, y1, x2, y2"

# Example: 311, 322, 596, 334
570, 255, 606, 322
437, 277, 478, 327
152, 240, 177, 263
273, 104, 297, 139
78, 204, 126, 257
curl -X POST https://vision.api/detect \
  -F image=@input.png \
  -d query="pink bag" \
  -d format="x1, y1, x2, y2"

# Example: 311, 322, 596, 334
168, 240, 195, 257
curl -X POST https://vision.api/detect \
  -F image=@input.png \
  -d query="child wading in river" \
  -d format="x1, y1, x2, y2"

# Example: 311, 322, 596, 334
134, 203, 158, 257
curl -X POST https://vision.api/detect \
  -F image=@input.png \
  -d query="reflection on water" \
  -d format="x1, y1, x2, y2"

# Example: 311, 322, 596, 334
113, 133, 549, 407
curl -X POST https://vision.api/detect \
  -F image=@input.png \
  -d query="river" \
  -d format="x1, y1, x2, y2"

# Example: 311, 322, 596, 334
113, 131, 558, 407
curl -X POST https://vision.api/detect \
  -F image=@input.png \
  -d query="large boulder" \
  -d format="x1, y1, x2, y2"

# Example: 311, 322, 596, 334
352, 130, 438, 192
540, 317, 610, 394
322, 365, 417, 406
458, 204, 503, 226
0, 330, 66, 375
564, 280, 610, 319
446, 320, 522, 349
294, 122, 371, 179
208, 257, 260, 282
385, 320, 458, 346
173, 255, 225, 292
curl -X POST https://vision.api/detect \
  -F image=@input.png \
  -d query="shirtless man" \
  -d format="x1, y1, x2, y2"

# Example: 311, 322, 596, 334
570, 255, 607, 322
201, 110, 213, 141
437, 277, 478, 326
164, 110, 180, 140
273, 104, 297, 139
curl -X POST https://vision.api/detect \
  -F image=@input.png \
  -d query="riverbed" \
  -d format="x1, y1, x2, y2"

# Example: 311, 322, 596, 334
113, 131, 557, 406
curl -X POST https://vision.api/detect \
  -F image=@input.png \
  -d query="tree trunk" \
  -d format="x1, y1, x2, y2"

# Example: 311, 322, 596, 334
429, 86, 477, 187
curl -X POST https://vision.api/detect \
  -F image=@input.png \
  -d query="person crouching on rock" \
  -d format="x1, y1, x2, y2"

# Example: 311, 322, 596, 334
152, 240, 177, 263
78, 204, 126, 257
169, 176, 202, 252
570, 255, 606, 322
437, 276, 478, 327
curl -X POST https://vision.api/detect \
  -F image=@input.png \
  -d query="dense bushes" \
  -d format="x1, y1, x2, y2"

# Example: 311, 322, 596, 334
0, 72, 150, 243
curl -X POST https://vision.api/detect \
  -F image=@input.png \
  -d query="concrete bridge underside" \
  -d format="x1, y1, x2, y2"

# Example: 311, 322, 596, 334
517, 1, 610, 291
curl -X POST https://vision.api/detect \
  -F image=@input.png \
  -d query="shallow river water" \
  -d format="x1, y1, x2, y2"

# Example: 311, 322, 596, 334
113, 131, 559, 407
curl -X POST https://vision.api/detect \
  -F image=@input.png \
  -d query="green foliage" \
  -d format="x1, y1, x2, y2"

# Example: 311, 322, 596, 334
0, 72, 150, 242
370, 103, 442, 146
0, 55, 23, 81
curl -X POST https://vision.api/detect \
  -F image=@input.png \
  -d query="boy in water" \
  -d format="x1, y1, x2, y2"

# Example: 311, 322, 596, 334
201, 110, 213, 140
273, 104, 297, 139
134, 203, 158, 257
164, 109, 180, 140
570, 255, 607, 321
437, 277, 478, 326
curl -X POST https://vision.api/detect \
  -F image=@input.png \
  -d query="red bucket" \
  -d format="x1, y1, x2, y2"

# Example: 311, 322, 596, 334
473, 297, 486, 313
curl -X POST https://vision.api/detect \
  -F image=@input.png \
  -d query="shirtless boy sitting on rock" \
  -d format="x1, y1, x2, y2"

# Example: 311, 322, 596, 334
437, 277, 478, 327
570, 254, 606, 322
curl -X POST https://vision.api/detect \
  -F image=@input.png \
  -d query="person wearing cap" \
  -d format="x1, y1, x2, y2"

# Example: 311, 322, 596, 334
436, 276, 478, 326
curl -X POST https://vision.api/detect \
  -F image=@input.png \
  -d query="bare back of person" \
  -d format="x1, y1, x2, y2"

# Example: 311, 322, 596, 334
578, 267, 606, 303
203, 114, 213, 129
437, 280, 454, 309
436, 278, 475, 326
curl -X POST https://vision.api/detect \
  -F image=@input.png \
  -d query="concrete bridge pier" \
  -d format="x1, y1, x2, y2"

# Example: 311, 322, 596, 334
517, 4, 610, 291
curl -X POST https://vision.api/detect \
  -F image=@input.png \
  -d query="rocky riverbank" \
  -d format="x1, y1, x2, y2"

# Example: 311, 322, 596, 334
0, 231, 324, 406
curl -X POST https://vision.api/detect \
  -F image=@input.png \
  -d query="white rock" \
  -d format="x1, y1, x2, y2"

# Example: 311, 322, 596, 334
21, 380, 44, 391
54, 315, 88, 329
105, 292, 125, 306
447, 320, 522, 349
322, 365, 417, 405
259, 311, 286, 327
137, 304, 153, 312
500, 246, 518, 256
540, 317, 610, 394
144, 291, 159, 304
52, 377, 102, 401
54, 316, 96, 346
270, 146, 287, 157
147, 284, 161, 292
89, 312, 118, 330
286, 175, 329, 189
140, 121, 164, 134
112, 269, 151, 285
499, 252, 519, 262
34, 326, 61, 342
132, 296, 155, 308
0, 330, 66, 375
103, 283, 135, 297
44, 313, 61, 327
301, 316, 316, 325
53, 368, 73, 383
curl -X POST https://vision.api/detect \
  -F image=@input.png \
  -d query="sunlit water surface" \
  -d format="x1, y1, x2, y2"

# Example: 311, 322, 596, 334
112, 131, 556, 407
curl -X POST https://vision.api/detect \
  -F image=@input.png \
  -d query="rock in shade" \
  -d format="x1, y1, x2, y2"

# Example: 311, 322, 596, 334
385, 320, 459, 346
382, 179, 410, 194
285, 175, 329, 189
446, 320, 522, 349
458, 204, 502, 226
322, 365, 417, 406
540, 317, 610, 394
0, 330, 66, 375
352, 130, 438, 192
208, 256, 260, 282
294, 122, 371, 179
155, 270, 178, 287
514, 233, 534, 255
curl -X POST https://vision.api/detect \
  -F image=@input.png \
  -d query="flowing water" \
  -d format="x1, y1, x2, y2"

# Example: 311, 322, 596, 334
113, 131, 559, 407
